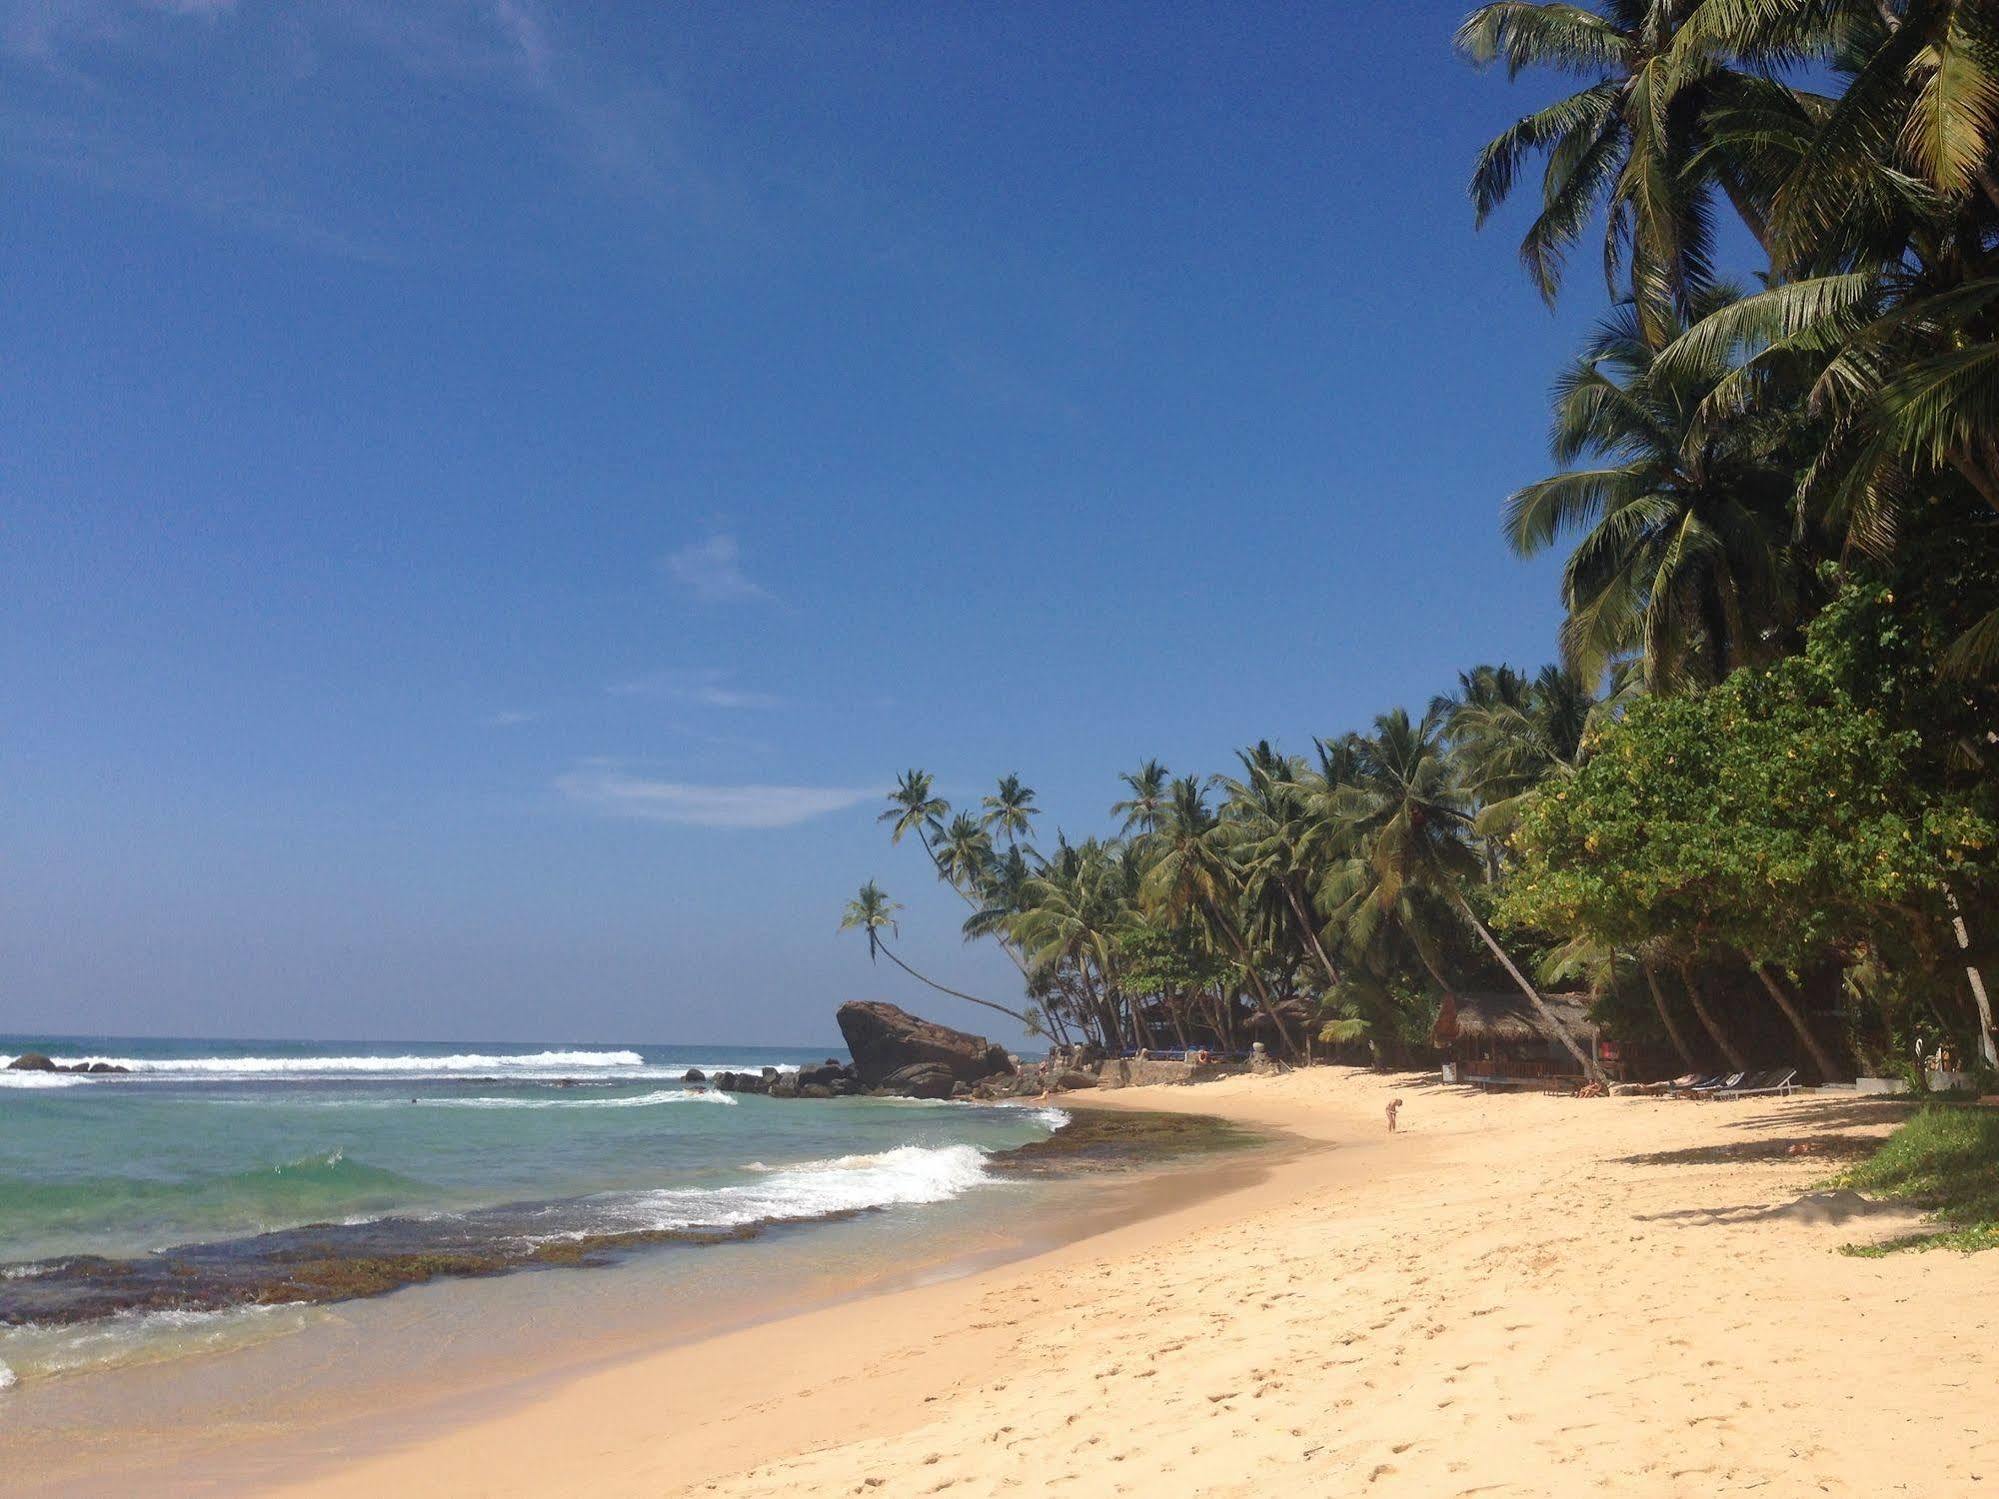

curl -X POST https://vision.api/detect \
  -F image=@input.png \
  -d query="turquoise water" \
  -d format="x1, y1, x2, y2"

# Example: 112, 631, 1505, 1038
0, 1035, 1064, 1386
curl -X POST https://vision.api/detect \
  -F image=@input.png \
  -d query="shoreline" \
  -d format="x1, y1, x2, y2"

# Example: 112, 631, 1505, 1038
8, 1101, 1282, 1498
24, 1068, 1999, 1496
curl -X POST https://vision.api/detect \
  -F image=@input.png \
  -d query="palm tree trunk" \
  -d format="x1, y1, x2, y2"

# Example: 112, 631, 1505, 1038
1752, 964, 1841, 1082
876, 942, 1035, 1030
1451, 892, 1605, 1086
1946, 888, 1999, 1068
1284, 881, 1342, 990
1203, 897, 1303, 1058
917, 829, 1038, 983
1642, 962, 1698, 1071
1678, 961, 1747, 1071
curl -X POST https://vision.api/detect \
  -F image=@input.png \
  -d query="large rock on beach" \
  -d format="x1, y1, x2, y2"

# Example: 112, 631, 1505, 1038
879, 1062, 960, 1099
836, 1001, 1015, 1088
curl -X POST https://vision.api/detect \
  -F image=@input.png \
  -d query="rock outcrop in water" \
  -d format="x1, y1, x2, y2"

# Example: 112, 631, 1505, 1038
837, 1001, 1015, 1088
5, 1053, 128, 1074
705, 1007, 1023, 1102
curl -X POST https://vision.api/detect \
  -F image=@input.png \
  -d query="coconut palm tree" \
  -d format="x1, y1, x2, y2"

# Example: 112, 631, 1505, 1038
1656, 1, 1999, 662
1327, 708, 1607, 1085
1456, 0, 1800, 342
1215, 743, 1344, 992
1141, 777, 1304, 1056
1111, 759, 1173, 837
839, 881, 1035, 1030
980, 774, 1041, 846
1013, 837, 1144, 1049
881, 769, 949, 854
1506, 298, 1814, 690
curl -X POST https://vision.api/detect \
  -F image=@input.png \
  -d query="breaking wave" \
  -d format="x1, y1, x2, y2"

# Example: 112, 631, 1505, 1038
568, 1143, 998, 1239
0, 1049, 648, 1077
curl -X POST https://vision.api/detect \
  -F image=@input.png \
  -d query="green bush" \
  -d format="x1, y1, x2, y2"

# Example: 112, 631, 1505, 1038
1836, 1106, 1999, 1255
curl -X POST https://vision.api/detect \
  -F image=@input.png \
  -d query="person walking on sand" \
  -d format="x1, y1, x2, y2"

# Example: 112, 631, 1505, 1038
1385, 1098, 1403, 1132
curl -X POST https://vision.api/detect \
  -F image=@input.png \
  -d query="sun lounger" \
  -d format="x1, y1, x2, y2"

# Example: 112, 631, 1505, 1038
1711, 1068, 1799, 1098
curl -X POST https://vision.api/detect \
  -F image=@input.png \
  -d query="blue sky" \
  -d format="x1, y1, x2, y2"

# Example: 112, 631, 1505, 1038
3, 1, 1603, 1047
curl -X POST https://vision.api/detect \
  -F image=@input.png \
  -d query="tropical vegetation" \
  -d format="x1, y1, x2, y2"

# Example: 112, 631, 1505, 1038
838, 0, 1999, 1089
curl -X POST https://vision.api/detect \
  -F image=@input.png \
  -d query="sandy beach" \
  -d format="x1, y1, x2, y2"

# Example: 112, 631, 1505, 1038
249, 1068, 1993, 1498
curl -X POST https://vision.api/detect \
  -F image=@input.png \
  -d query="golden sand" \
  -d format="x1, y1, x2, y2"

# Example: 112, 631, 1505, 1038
267, 1068, 1994, 1498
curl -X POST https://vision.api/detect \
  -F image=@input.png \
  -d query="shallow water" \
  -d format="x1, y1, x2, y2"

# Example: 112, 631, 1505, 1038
0, 1035, 1068, 1384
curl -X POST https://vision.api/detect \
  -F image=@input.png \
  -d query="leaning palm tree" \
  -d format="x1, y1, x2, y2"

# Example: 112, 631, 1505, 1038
839, 881, 1035, 1030
1327, 708, 1607, 1085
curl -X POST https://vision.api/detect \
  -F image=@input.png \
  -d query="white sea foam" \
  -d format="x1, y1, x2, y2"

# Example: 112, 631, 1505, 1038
564, 1143, 999, 1240
0, 1359, 14, 1391
0, 1052, 801, 1083
415, 1089, 737, 1110
0, 1303, 311, 1382
3, 1049, 644, 1077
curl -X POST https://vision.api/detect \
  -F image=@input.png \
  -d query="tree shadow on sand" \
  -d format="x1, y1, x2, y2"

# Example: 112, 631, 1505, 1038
1615, 1133, 1880, 1168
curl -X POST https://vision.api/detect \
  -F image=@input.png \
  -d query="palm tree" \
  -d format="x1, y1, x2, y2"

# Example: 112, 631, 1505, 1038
1657, 1, 1999, 662
1328, 708, 1607, 1085
1456, 0, 1796, 343
881, 769, 949, 853
1013, 838, 1143, 1049
1506, 298, 1812, 690
1215, 743, 1344, 993
1142, 777, 1304, 1056
935, 813, 998, 898
980, 774, 1040, 845
839, 881, 1035, 1030
1111, 759, 1172, 836
1444, 663, 1619, 851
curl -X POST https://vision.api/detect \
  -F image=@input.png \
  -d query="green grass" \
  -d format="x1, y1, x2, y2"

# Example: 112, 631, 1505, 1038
1833, 1105, 1999, 1256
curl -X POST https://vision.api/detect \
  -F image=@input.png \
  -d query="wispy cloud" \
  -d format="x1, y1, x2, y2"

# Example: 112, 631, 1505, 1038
556, 764, 871, 829
662, 533, 771, 604
607, 667, 781, 709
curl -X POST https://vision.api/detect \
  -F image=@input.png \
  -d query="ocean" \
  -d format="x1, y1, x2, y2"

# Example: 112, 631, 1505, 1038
0, 1034, 1074, 1391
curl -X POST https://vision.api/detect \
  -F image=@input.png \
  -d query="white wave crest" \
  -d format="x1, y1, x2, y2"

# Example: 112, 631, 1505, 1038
0, 1072, 87, 1089
0, 1359, 14, 1392
416, 1089, 737, 1110
4, 1050, 647, 1078
569, 1143, 997, 1238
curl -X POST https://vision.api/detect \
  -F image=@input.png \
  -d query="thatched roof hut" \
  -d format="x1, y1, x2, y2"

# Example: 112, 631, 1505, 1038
1431, 991, 1599, 1050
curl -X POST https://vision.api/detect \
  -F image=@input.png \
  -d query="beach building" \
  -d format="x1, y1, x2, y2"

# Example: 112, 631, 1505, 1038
1431, 991, 1617, 1089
